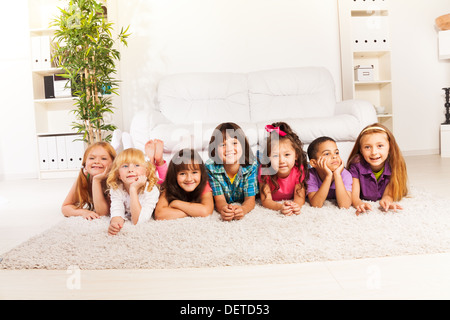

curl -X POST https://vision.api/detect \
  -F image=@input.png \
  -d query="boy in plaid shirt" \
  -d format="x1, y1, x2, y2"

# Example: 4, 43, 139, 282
206, 122, 259, 221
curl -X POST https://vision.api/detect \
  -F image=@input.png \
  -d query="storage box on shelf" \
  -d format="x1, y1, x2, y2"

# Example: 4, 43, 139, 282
338, 0, 394, 132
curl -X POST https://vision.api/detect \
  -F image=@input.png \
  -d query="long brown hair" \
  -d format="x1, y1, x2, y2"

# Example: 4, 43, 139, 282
347, 123, 408, 201
75, 142, 116, 210
161, 149, 208, 203
259, 122, 308, 197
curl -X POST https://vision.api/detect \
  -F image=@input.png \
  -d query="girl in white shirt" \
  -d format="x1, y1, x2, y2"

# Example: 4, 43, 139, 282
106, 148, 160, 235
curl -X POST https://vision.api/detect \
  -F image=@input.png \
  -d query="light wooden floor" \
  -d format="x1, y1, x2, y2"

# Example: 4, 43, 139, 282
0, 155, 449, 300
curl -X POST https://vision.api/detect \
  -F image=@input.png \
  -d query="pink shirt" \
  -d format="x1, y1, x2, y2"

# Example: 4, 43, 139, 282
258, 166, 304, 201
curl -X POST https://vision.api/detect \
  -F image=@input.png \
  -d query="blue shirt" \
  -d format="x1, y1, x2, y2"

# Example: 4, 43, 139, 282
205, 159, 259, 203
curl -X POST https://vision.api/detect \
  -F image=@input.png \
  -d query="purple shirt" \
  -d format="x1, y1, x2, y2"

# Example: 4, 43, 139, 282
348, 158, 391, 201
306, 167, 353, 199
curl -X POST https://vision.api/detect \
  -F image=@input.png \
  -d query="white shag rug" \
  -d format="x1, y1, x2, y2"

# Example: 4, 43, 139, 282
1, 187, 450, 270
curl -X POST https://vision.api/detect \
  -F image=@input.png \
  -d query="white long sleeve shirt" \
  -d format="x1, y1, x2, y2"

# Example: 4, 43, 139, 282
110, 183, 160, 224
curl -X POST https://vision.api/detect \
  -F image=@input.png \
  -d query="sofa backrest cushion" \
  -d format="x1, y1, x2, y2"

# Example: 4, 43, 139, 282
248, 67, 336, 123
158, 73, 250, 124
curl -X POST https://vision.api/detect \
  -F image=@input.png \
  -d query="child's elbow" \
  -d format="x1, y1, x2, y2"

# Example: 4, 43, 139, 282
198, 207, 213, 217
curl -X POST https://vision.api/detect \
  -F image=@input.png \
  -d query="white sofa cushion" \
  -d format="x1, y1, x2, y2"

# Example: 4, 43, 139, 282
151, 121, 259, 153
248, 67, 336, 122
256, 114, 360, 147
158, 72, 251, 125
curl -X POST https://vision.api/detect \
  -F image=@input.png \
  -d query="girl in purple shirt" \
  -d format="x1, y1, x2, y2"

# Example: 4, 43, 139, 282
347, 123, 408, 214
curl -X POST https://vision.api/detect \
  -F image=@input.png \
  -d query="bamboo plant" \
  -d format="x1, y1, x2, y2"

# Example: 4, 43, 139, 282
51, 0, 130, 144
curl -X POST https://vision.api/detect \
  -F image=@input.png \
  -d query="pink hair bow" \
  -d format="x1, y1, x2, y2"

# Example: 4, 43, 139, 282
265, 125, 286, 136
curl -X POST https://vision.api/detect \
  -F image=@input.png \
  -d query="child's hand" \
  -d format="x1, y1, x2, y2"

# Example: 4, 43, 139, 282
130, 175, 147, 191
316, 156, 333, 178
231, 205, 244, 220
92, 164, 111, 182
81, 209, 100, 220
380, 199, 403, 212
290, 201, 301, 215
281, 201, 301, 216
333, 160, 344, 176
219, 204, 235, 221
355, 202, 372, 215
281, 201, 294, 216
108, 217, 124, 235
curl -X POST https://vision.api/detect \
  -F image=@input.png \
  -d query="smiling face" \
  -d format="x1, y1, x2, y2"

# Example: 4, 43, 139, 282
217, 136, 243, 165
270, 139, 297, 178
313, 140, 342, 171
360, 132, 390, 172
176, 165, 202, 193
118, 162, 148, 186
84, 146, 114, 176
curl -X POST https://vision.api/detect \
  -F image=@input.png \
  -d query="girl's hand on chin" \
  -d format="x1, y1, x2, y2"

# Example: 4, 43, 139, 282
130, 175, 147, 190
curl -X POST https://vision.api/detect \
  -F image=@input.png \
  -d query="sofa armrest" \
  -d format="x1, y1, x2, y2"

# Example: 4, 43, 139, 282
335, 99, 377, 130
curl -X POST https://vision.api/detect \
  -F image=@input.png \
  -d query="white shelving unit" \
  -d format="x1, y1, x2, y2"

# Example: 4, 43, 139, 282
28, 0, 85, 179
338, 0, 394, 132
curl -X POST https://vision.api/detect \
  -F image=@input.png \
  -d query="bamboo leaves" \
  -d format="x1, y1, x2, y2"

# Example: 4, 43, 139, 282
51, 0, 131, 145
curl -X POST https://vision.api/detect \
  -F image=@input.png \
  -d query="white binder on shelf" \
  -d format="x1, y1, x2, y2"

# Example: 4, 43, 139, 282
31, 36, 41, 70
37, 136, 49, 170
56, 136, 68, 169
65, 135, 85, 169
46, 136, 58, 170
40, 36, 52, 69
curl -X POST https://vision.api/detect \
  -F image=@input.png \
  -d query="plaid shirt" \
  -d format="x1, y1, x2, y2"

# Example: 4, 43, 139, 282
205, 159, 259, 203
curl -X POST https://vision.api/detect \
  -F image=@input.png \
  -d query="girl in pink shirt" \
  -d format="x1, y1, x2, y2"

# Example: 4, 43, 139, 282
258, 122, 308, 215
155, 148, 214, 220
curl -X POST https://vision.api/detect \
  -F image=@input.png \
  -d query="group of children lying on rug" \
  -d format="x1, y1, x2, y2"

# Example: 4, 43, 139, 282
61, 122, 408, 235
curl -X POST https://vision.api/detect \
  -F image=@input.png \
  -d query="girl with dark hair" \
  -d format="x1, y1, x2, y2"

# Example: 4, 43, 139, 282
206, 122, 258, 221
155, 149, 214, 220
258, 122, 308, 215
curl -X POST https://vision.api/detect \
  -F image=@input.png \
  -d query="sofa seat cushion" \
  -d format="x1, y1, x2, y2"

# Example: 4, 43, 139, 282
248, 67, 337, 123
256, 114, 360, 147
158, 73, 251, 125
150, 122, 259, 155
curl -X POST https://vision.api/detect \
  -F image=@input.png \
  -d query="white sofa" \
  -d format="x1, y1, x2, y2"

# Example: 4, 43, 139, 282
117, 67, 377, 164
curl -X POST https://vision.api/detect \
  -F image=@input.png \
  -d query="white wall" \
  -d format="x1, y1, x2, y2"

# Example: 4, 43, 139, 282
0, 0, 38, 180
390, 0, 450, 154
112, 0, 343, 132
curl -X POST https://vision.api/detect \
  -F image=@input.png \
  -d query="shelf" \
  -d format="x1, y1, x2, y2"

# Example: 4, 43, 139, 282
354, 80, 391, 86
351, 10, 388, 17
353, 51, 390, 58
32, 68, 64, 76
376, 113, 392, 118
36, 131, 80, 137
30, 28, 57, 36
34, 97, 74, 104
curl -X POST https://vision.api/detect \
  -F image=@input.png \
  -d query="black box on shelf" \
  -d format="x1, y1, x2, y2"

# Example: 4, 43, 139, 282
44, 75, 72, 99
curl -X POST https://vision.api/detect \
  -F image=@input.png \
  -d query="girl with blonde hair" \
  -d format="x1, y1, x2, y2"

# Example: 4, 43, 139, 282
61, 141, 116, 219
106, 148, 160, 235
347, 123, 408, 214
